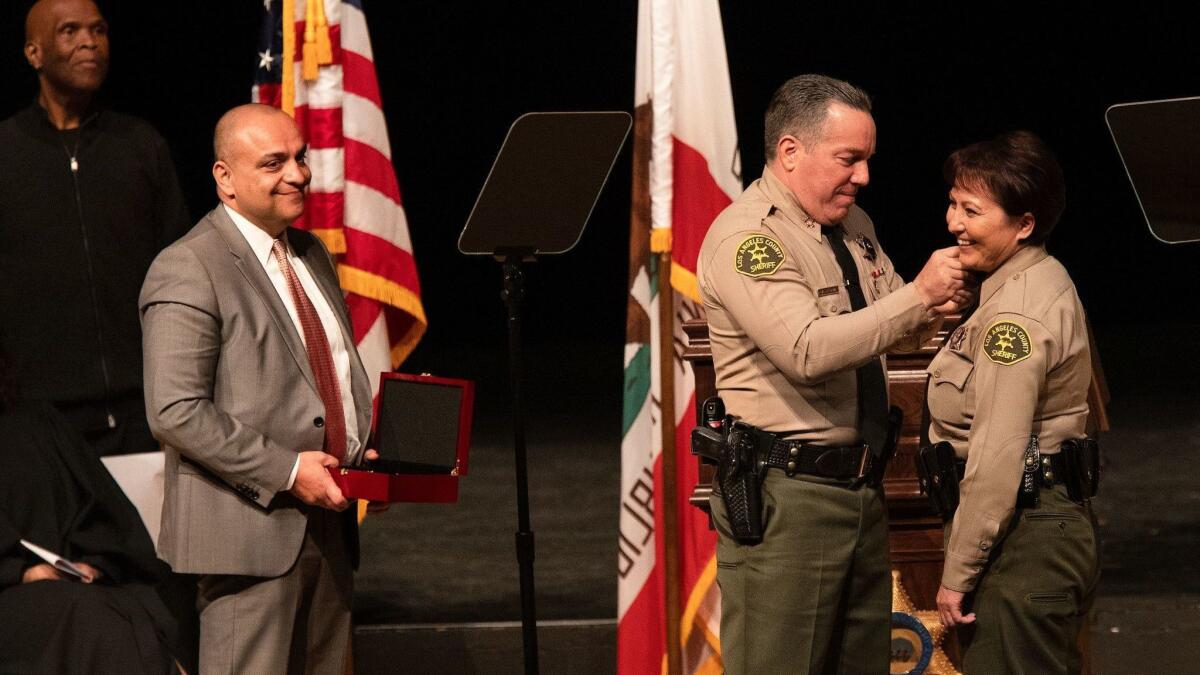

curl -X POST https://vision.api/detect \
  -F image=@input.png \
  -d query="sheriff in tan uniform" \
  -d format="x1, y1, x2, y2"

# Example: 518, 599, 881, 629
927, 245, 1099, 673
697, 74, 968, 675
701, 170, 935, 442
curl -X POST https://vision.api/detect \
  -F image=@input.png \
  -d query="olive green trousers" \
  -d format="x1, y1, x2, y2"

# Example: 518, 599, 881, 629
958, 484, 1100, 674
712, 471, 891, 675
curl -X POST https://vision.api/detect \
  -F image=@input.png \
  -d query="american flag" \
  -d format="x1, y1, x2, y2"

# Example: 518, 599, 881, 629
253, 0, 426, 397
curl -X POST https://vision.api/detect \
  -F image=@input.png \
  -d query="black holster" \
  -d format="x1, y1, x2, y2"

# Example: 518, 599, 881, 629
715, 423, 768, 545
915, 441, 962, 521
690, 398, 767, 546
1020, 435, 1101, 507
915, 436, 1101, 521
872, 406, 904, 484
692, 400, 904, 545
1059, 437, 1101, 502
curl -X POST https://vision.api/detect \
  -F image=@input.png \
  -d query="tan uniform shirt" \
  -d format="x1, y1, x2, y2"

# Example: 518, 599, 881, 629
926, 245, 1092, 592
697, 167, 938, 444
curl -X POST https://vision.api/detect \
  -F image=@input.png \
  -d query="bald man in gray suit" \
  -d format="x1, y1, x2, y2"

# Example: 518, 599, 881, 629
141, 104, 376, 673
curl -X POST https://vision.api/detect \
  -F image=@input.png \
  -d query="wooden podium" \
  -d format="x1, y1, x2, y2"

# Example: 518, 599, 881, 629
683, 315, 1109, 672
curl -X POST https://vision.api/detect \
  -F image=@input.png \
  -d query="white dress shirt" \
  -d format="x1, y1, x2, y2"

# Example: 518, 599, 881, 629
225, 205, 362, 489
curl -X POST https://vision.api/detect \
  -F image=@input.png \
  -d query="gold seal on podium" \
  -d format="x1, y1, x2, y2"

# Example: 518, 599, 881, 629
890, 570, 959, 674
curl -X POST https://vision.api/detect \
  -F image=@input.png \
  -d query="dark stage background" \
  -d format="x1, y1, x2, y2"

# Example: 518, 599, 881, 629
3, 0, 1199, 633
3, 2, 1194, 406
3, 1, 1197, 402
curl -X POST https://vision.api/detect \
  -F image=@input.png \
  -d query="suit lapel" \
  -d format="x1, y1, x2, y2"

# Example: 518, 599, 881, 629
206, 207, 319, 396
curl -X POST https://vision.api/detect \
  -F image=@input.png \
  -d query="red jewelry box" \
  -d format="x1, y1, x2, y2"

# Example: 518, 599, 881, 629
328, 372, 474, 503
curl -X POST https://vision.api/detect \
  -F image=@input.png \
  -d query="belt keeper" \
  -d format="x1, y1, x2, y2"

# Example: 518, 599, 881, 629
784, 444, 800, 477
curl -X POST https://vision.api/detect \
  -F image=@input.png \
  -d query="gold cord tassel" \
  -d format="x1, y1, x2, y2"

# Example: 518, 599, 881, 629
314, 0, 333, 64
301, 0, 319, 81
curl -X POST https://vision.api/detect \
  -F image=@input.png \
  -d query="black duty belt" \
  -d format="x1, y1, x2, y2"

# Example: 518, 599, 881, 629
1036, 451, 1073, 488
953, 451, 1073, 486
764, 438, 872, 481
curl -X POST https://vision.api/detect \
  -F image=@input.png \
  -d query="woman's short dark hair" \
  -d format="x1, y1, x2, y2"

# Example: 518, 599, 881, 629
943, 130, 1066, 246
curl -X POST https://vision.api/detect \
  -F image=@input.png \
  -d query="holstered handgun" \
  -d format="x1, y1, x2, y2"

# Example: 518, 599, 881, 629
718, 422, 766, 545
691, 395, 728, 464
690, 426, 725, 463
1059, 438, 1100, 502
915, 441, 961, 521
689, 396, 766, 545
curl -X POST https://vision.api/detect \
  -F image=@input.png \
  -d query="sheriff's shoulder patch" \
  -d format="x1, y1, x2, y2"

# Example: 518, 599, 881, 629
982, 320, 1032, 365
734, 235, 786, 278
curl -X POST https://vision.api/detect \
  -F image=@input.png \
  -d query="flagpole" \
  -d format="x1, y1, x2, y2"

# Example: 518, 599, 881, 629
658, 251, 682, 675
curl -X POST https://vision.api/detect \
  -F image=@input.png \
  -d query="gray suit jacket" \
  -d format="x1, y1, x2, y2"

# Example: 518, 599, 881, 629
140, 206, 372, 577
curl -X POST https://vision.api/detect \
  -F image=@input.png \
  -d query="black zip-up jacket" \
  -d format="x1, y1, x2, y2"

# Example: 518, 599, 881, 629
0, 103, 190, 434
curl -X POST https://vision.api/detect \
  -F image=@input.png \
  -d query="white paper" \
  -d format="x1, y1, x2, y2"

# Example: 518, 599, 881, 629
19, 539, 90, 581
100, 451, 165, 545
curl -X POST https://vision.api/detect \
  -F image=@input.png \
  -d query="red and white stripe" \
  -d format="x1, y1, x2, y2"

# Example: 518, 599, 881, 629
620, 1, 739, 673
254, 0, 426, 397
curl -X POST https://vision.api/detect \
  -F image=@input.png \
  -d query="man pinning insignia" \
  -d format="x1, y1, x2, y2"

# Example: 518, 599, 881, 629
696, 74, 971, 674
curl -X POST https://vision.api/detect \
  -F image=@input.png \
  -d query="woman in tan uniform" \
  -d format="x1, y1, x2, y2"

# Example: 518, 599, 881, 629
926, 131, 1099, 673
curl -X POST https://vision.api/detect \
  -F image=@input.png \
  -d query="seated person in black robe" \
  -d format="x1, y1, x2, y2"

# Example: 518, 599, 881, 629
0, 350, 180, 674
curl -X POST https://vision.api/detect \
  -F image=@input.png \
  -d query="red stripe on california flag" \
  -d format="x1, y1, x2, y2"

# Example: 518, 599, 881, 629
293, 106, 344, 150
345, 139, 402, 203
672, 137, 733, 276
341, 228, 422, 291
341, 49, 383, 108
618, 451, 668, 674
290, 22, 343, 64
295, 191, 345, 232
346, 292, 384, 344
618, 565, 666, 674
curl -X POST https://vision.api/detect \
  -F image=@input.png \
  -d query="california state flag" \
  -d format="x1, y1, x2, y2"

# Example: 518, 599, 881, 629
618, 0, 741, 673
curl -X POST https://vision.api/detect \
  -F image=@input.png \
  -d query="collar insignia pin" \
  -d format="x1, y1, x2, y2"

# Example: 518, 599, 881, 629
855, 234, 877, 261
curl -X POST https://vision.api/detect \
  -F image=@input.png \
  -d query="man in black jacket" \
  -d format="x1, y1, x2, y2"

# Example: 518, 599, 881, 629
0, 0, 190, 457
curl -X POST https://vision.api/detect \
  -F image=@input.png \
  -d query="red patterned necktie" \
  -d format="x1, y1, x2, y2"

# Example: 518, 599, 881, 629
271, 238, 347, 461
